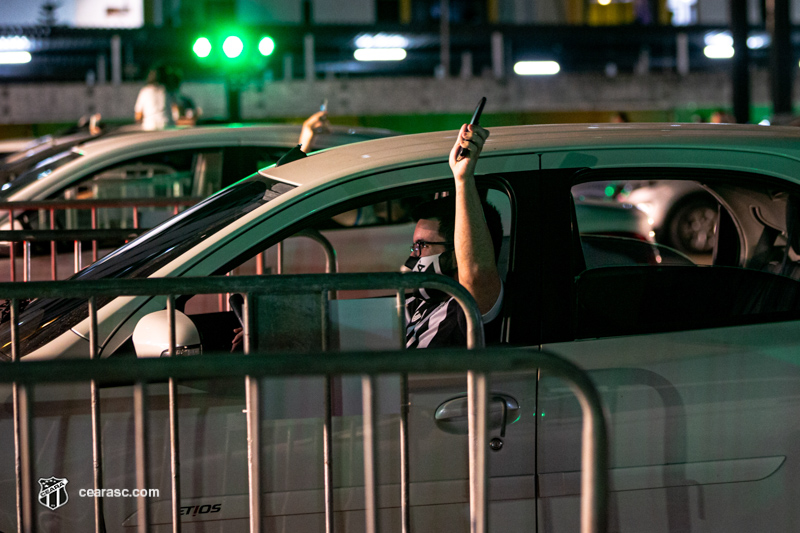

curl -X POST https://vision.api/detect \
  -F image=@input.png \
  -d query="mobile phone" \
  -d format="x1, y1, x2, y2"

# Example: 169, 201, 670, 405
320, 99, 328, 113
456, 97, 487, 160
469, 96, 486, 126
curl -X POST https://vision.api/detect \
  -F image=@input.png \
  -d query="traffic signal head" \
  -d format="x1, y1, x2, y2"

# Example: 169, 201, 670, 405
192, 33, 275, 75
258, 37, 275, 56
192, 37, 212, 58
222, 36, 244, 59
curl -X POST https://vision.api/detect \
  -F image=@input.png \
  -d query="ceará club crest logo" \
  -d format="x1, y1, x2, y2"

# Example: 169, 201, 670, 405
38, 476, 69, 511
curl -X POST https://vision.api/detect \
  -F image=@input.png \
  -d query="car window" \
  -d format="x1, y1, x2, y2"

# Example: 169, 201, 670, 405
40, 149, 216, 231
182, 181, 513, 315
0, 175, 297, 360
571, 174, 800, 338
247, 186, 509, 279
0, 150, 83, 198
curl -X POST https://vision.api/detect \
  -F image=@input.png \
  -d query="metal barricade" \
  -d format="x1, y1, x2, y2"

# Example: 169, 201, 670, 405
1, 197, 202, 282
1, 273, 608, 533
0, 216, 335, 288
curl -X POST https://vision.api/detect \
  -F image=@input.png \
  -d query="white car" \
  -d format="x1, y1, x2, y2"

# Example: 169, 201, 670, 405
2, 123, 800, 532
574, 174, 720, 255
0, 123, 398, 232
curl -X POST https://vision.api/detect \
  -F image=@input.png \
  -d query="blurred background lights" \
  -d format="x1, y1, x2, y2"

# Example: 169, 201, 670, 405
354, 48, 407, 61
192, 37, 211, 58
704, 33, 734, 59
514, 61, 560, 75
704, 44, 734, 58
0, 51, 32, 64
704, 31, 733, 47
0, 36, 31, 51
597, 0, 611, 5
668, 0, 697, 25
354, 34, 409, 49
258, 36, 275, 56
222, 36, 244, 59
747, 34, 770, 49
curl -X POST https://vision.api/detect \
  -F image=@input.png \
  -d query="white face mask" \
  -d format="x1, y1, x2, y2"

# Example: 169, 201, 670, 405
403, 253, 450, 300
404, 252, 445, 275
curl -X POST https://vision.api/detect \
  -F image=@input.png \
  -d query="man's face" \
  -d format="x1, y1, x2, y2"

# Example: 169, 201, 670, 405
411, 218, 449, 258
409, 218, 457, 274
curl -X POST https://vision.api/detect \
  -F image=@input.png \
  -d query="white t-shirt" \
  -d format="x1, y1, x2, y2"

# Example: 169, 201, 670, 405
134, 84, 175, 131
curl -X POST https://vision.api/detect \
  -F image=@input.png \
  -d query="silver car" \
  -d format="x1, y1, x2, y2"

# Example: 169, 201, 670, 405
2, 122, 799, 532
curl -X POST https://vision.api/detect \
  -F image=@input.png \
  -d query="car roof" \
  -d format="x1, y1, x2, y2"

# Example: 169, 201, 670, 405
261, 122, 800, 188
71, 123, 397, 158
1, 123, 398, 201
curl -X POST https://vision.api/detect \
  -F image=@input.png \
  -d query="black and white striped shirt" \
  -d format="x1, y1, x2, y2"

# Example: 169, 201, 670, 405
405, 282, 504, 349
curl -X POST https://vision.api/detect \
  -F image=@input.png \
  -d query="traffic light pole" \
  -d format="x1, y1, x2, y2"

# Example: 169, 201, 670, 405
227, 81, 241, 122
730, 0, 750, 124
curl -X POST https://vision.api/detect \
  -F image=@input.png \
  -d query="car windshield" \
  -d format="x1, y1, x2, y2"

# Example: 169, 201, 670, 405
0, 174, 296, 360
75, 175, 293, 280
0, 149, 83, 198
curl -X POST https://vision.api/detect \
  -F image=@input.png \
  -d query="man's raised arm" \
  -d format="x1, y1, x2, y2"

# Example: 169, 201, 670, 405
449, 124, 502, 315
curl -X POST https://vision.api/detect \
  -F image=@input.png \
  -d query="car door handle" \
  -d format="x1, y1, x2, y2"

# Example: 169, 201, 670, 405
434, 393, 520, 437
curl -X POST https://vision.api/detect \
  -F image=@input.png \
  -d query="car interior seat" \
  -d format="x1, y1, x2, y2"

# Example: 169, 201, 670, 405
575, 265, 800, 338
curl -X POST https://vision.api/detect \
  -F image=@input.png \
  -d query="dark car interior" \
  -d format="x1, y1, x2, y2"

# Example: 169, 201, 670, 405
570, 171, 800, 339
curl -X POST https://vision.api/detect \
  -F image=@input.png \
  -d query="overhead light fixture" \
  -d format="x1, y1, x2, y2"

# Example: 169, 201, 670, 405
704, 31, 734, 59
0, 51, 32, 64
514, 61, 560, 75
704, 45, 734, 59
354, 34, 409, 49
0, 36, 31, 51
354, 48, 407, 61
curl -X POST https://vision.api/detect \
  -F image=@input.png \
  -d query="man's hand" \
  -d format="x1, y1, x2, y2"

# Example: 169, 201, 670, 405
231, 327, 243, 353
449, 124, 489, 182
298, 110, 330, 153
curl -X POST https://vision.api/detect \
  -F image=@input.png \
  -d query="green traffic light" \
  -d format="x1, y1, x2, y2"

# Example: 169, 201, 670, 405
193, 37, 212, 58
258, 36, 275, 56
223, 36, 244, 59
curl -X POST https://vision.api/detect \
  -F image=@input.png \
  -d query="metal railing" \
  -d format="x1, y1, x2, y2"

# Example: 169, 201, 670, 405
1, 273, 608, 533
1, 197, 203, 282
0, 197, 337, 286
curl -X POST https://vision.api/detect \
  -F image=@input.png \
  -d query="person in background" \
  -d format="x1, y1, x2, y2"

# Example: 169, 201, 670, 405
710, 109, 735, 124
134, 66, 177, 131
610, 111, 630, 123
164, 67, 202, 127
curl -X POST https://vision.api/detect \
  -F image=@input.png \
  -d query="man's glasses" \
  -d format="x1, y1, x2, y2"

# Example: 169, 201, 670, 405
410, 240, 454, 257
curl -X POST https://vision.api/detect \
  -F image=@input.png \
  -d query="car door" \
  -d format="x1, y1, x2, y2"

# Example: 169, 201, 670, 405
143, 175, 545, 531
538, 170, 800, 532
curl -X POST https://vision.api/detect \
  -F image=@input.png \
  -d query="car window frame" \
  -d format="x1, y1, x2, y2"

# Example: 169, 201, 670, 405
209, 175, 517, 281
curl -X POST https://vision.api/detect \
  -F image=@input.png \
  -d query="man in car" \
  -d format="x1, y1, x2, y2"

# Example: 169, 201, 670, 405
403, 123, 504, 348
232, 122, 502, 351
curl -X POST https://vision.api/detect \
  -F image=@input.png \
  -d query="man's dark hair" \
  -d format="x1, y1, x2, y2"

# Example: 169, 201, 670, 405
412, 195, 504, 262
